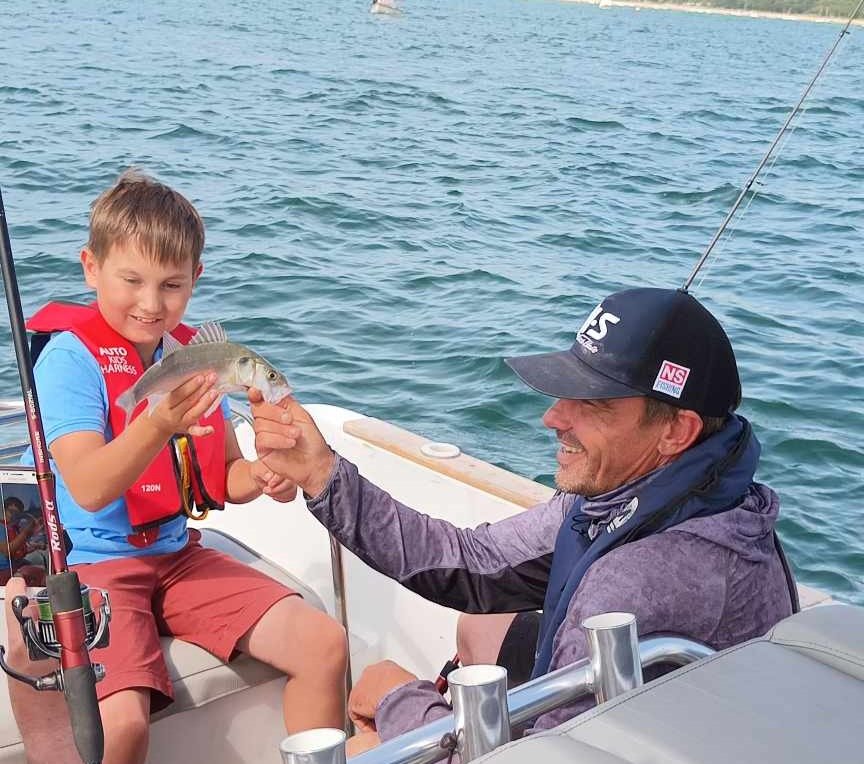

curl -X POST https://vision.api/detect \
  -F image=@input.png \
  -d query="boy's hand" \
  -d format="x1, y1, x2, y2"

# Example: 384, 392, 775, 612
248, 389, 335, 497
150, 373, 220, 438
248, 460, 298, 503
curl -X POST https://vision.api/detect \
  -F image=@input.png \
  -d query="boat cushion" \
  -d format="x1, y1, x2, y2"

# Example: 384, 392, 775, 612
765, 600, 864, 681
474, 735, 629, 763
475, 604, 864, 764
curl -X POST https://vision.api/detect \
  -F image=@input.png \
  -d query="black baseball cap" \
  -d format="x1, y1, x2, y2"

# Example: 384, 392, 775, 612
506, 288, 740, 417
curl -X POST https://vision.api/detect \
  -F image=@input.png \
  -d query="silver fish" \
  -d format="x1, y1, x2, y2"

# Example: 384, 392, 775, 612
116, 322, 292, 422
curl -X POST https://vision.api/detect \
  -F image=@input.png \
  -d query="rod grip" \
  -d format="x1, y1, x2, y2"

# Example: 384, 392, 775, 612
48, 572, 104, 764
63, 665, 104, 764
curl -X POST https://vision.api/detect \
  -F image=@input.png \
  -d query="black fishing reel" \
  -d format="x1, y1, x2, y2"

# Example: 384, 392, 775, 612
0, 585, 111, 691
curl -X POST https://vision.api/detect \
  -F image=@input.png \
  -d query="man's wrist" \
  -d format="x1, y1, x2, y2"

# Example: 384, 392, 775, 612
302, 450, 337, 499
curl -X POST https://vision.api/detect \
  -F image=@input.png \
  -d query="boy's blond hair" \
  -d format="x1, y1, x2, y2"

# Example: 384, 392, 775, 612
87, 169, 205, 269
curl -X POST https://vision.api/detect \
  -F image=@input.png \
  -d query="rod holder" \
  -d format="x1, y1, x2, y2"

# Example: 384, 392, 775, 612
582, 611, 642, 704
279, 728, 346, 764
448, 664, 510, 762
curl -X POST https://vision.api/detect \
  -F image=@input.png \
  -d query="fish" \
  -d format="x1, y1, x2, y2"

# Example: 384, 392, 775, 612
116, 321, 292, 423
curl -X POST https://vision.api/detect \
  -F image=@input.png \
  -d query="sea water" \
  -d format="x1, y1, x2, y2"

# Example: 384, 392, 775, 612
0, 0, 861, 601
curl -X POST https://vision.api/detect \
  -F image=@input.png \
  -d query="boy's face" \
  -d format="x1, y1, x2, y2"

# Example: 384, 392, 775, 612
82, 241, 202, 360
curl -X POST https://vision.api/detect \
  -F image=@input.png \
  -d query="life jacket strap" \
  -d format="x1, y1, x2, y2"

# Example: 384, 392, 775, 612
176, 436, 209, 521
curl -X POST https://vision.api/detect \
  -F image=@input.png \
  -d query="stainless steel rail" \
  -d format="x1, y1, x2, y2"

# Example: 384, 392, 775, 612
582, 611, 642, 704
348, 635, 715, 764
449, 665, 510, 761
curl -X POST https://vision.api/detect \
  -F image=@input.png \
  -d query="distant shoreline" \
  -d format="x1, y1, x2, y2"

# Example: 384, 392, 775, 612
563, 0, 863, 25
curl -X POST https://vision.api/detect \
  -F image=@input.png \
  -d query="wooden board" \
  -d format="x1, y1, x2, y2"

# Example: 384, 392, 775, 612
343, 417, 555, 509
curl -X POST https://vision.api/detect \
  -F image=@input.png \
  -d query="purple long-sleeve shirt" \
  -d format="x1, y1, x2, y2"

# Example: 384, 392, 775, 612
306, 454, 793, 741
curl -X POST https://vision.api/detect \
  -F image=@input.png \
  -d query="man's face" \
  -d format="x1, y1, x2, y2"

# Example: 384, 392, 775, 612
542, 396, 670, 497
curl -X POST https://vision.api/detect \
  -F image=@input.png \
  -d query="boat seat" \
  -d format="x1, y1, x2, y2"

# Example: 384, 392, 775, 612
151, 528, 326, 722
0, 528, 328, 762
476, 603, 864, 764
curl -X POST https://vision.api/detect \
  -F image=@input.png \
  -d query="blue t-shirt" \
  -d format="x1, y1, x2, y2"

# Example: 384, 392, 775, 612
22, 331, 231, 565
0, 522, 13, 568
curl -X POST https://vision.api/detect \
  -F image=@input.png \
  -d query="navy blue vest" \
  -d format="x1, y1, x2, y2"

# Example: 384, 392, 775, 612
531, 415, 759, 678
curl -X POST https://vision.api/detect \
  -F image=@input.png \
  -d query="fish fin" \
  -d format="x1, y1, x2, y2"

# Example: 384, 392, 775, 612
202, 392, 224, 419
145, 393, 167, 416
189, 321, 228, 346
116, 387, 137, 424
161, 332, 183, 357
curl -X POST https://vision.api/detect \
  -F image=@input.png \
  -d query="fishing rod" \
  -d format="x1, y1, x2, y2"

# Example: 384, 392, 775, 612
682, 0, 864, 291
0, 187, 109, 764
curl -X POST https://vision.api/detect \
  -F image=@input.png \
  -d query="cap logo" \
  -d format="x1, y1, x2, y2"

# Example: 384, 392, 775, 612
653, 360, 690, 399
577, 304, 620, 353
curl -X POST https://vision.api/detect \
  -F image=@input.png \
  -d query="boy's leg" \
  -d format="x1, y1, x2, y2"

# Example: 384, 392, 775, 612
72, 557, 175, 763
156, 538, 347, 733
99, 688, 151, 764
236, 596, 348, 731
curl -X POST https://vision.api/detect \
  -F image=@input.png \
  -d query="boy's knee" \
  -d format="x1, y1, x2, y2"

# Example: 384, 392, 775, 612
270, 601, 347, 678
316, 615, 348, 672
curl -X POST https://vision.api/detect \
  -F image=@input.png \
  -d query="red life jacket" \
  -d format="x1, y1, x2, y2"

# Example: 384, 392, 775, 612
0, 520, 24, 560
26, 302, 226, 547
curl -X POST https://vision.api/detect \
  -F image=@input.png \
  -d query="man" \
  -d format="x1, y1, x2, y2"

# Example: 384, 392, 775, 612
251, 287, 797, 748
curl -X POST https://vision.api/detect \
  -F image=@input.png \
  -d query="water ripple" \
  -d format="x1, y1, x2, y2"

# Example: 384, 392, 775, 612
0, 0, 862, 603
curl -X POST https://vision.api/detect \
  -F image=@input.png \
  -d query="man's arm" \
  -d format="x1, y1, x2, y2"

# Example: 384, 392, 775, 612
307, 454, 562, 612
251, 391, 566, 613
373, 530, 727, 743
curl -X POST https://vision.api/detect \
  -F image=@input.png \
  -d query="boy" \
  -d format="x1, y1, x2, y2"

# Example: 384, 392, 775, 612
0, 497, 43, 585
24, 170, 347, 764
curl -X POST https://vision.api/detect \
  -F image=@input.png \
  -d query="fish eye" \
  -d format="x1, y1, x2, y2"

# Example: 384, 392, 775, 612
267, 370, 277, 381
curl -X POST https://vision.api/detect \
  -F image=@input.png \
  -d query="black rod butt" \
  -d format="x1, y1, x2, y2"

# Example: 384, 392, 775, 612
64, 665, 104, 764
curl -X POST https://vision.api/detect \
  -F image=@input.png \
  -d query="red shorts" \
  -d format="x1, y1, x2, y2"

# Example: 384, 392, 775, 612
73, 530, 296, 711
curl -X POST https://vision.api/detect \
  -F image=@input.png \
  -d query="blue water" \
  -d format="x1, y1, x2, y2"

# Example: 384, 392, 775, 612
1, 0, 862, 603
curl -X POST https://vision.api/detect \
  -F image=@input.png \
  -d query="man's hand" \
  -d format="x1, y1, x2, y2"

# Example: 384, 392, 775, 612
149, 373, 220, 438
248, 388, 335, 497
348, 660, 418, 733
248, 459, 298, 502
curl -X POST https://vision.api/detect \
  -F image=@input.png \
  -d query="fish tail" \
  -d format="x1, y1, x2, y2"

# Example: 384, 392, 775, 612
116, 388, 137, 425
